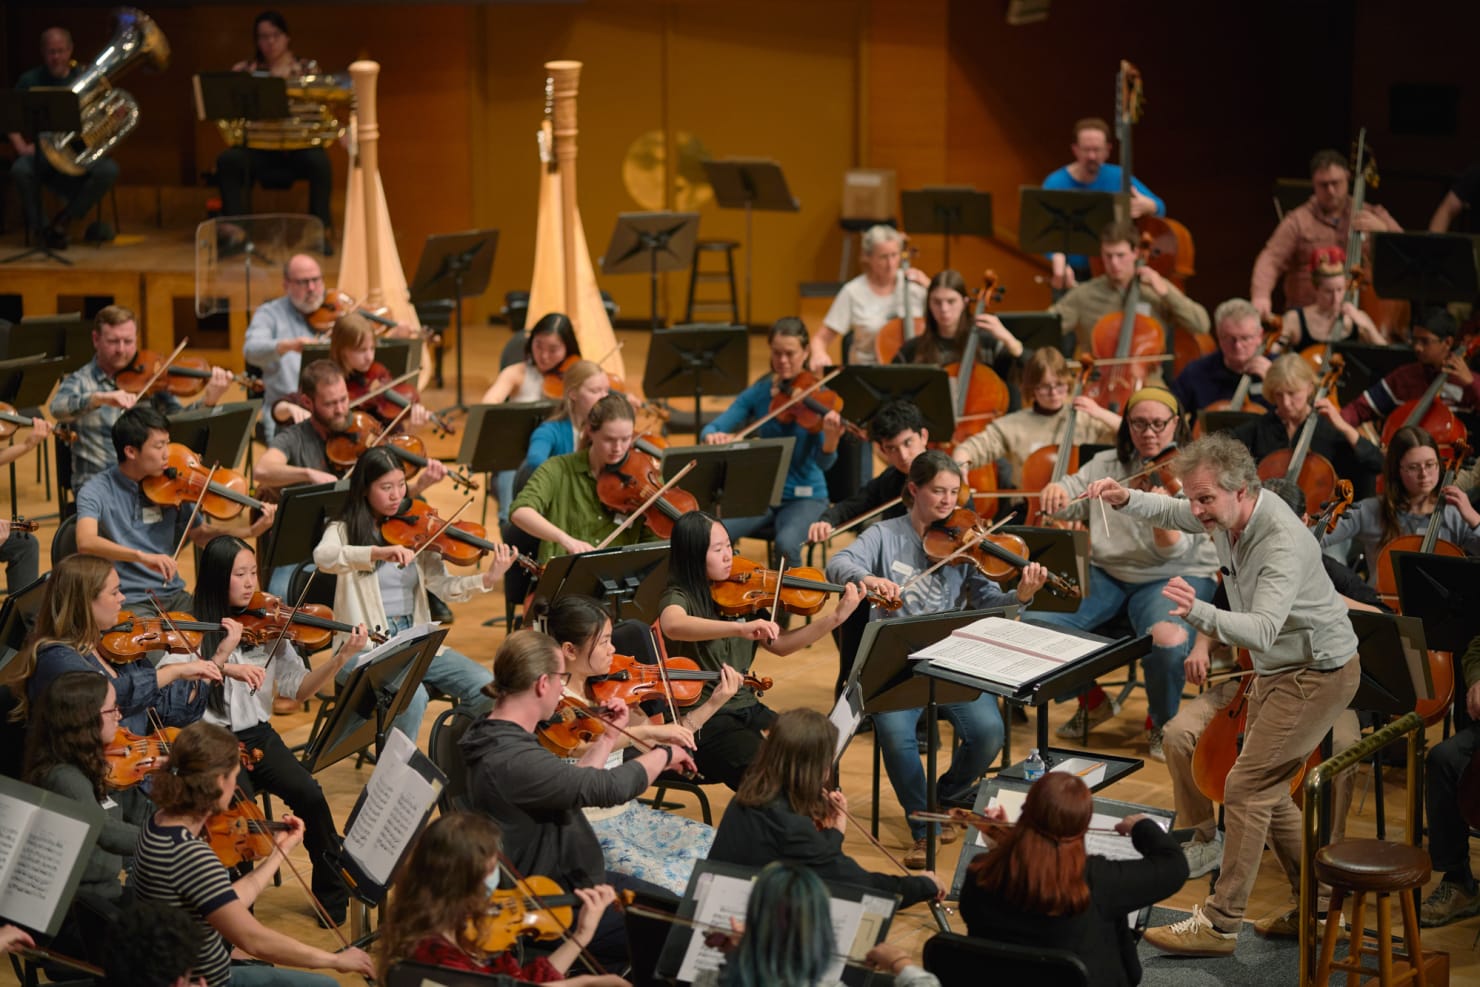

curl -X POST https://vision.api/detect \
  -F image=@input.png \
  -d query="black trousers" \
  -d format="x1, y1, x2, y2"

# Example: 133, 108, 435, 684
216, 146, 333, 230
1425, 718, 1480, 881
233, 721, 347, 911
0, 528, 39, 593
693, 703, 776, 790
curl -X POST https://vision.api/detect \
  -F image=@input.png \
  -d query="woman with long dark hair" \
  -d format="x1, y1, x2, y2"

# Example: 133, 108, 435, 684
962, 772, 1186, 987
313, 446, 516, 740
483, 313, 581, 404
659, 511, 864, 789
896, 268, 1024, 409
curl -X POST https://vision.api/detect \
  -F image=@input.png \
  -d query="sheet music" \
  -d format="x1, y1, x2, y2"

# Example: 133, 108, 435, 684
0, 790, 94, 931
342, 728, 442, 885
677, 872, 752, 982
353, 621, 440, 669
911, 616, 1100, 688
1084, 813, 1171, 862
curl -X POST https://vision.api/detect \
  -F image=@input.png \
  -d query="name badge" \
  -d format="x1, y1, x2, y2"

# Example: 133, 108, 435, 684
141, 505, 164, 525
890, 559, 915, 580
795, 486, 813, 498
101, 796, 118, 810
1136, 301, 1153, 317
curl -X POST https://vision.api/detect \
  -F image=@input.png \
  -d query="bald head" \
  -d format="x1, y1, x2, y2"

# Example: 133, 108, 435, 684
41, 27, 73, 79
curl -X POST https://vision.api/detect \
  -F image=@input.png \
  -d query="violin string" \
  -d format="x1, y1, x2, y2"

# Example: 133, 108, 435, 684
835, 800, 953, 929
172, 462, 217, 562
493, 853, 609, 978
133, 337, 190, 396
398, 497, 473, 570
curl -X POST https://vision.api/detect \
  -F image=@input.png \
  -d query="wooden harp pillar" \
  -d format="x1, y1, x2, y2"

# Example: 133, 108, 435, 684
348, 59, 384, 310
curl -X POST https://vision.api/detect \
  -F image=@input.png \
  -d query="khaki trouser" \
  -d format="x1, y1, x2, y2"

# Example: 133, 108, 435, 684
1202, 660, 1361, 931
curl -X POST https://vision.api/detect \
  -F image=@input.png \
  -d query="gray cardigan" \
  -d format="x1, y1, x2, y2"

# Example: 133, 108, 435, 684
37, 763, 138, 901
1116, 488, 1358, 673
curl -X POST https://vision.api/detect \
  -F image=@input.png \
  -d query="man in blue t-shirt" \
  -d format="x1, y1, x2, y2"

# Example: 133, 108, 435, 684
1042, 116, 1166, 290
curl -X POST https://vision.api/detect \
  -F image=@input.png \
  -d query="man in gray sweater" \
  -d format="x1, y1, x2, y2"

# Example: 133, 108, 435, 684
1079, 433, 1360, 957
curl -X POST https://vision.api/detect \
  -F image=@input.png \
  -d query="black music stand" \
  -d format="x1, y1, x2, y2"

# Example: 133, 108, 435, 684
832, 365, 955, 438
303, 339, 416, 380
1370, 232, 1480, 316
0, 573, 49, 674
1347, 611, 1430, 717
1394, 554, 1480, 655
1200, 409, 1264, 436
900, 186, 994, 270
701, 159, 799, 327
300, 626, 449, 774
456, 400, 558, 523
1017, 187, 1117, 260
528, 543, 671, 624
1, 314, 91, 373
192, 72, 291, 225
0, 88, 82, 265
409, 229, 499, 414
168, 401, 261, 472
0, 355, 66, 518
1329, 341, 1414, 406
997, 526, 1088, 615
641, 325, 751, 437
996, 311, 1066, 356
257, 482, 349, 577
600, 212, 700, 332
657, 438, 789, 520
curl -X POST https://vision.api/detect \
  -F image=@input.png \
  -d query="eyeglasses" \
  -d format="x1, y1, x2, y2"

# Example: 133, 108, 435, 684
1400, 460, 1440, 477
100, 705, 122, 719
1034, 382, 1069, 396
1128, 417, 1175, 434
1410, 335, 1442, 349
552, 671, 572, 686
287, 275, 323, 288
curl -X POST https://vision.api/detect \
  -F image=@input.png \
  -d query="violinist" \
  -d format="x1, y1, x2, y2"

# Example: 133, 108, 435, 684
545, 595, 724, 895
376, 810, 627, 985
1278, 246, 1384, 350
659, 510, 864, 789
895, 269, 1025, 407
186, 535, 369, 927
960, 773, 1186, 987
1251, 148, 1402, 322
1320, 425, 1480, 582
707, 708, 944, 909
1077, 434, 1360, 958
244, 255, 327, 440
1051, 221, 1209, 357
510, 393, 654, 563
1420, 632, 1480, 928
462, 630, 696, 971
1042, 117, 1166, 290
1035, 387, 1220, 754
51, 306, 234, 493
951, 348, 1118, 496
1232, 354, 1382, 499
811, 225, 929, 369
132, 720, 376, 987
1170, 299, 1274, 419
328, 312, 434, 430
1340, 307, 1480, 428
702, 318, 842, 572
0, 416, 50, 592
313, 446, 513, 741
482, 312, 581, 404
76, 407, 273, 610
826, 450, 1045, 867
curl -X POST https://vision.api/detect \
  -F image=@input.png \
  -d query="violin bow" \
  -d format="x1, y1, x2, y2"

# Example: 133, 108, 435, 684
897, 515, 1011, 596
557, 688, 700, 781
1086, 351, 1173, 368
15, 948, 105, 979
832, 796, 953, 930
810, 496, 902, 544
593, 458, 698, 550
908, 809, 1123, 836
769, 559, 787, 618
492, 852, 609, 978
253, 569, 324, 692
732, 369, 844, 441
132, 337, 191, 395
146, 591, 216, 707
367, 400, 414, 445
172, 462, 218, 562
346, 368, 419, 410
1049, 453, 1176, 519
397, 498, 474, 570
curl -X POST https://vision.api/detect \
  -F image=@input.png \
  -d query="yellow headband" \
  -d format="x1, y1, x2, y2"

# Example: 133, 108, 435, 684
1125, 386, 1179, 415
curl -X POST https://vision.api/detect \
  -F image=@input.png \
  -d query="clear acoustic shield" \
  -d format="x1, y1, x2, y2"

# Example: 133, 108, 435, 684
194, 213, 327, 318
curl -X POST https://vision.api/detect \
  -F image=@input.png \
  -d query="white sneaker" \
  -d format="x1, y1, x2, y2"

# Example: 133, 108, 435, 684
1182, 831, 1224, 879
1055, 696, 1122, 739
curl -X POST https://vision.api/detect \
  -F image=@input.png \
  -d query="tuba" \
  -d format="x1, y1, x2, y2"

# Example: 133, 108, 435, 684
215, 69, 351, 151
38, 7, 170, 177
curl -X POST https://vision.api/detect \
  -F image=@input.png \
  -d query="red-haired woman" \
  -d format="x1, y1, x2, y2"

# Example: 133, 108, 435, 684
962, 772, 1186, 986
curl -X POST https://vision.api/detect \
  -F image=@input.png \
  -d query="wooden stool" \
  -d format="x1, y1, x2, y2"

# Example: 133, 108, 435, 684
684, 239, 740, 324
1314, 839, 1432, 987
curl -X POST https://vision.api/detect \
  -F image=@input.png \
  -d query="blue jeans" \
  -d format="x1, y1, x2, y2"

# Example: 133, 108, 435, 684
721, 497, 828, 568
1030, 565, 1217, 727
874, 694, 1004, 840
335, 614, 492, 741
231, 962, 338, 987
495, 469, 516, 523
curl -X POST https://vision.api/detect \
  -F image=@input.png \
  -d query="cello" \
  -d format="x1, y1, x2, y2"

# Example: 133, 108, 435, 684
1195, 325, 1281, 435
1379, 330, 1473, 455
1373, 439, 1471, 600
1021, 355, 1094, 525
946, 272, 1011, 444
1256, 356, 1345, 514
1191, 649, 1321, 804
872, 242, 925, 365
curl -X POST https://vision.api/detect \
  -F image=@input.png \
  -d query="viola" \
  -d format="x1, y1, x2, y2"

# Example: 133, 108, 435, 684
381, 498, 544, 575
99, 611, 223, 664
1022, 355, 1094, 525
768, 371, 867, 439
236, 591, 388, 651
921, 507, 1080, 599
206, 793, 293, 870
588, 652, 772, 709
103, 725, 180, 789
115, 350, 261, 398
595, 447, 699, 540
326, 410, 478, 494
711, 555, 901, 617
536, 696, 610, 755
1127, 446, 1183, 496
461, 874, 635, 955
0, 404, 77, 444
141, 443, 268, 520
945, 272, 1011, 443
1191, 649, 1320, 805
1256, 356, 1345, 514
1307, 480, 1354, 536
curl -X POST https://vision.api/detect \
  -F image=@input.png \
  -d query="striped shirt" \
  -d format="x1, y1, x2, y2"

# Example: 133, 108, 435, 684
134, 817, 238, 987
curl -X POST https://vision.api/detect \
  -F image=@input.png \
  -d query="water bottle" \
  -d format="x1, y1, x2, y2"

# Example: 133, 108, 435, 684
1023, 748, 1046, 782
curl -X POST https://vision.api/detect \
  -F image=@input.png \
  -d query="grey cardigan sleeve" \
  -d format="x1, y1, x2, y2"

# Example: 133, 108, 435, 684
1116, 487, 1205, 534
42, 764, 139, 855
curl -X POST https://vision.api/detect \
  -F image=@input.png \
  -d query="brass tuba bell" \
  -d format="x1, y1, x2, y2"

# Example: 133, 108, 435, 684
36, 7, 170, 177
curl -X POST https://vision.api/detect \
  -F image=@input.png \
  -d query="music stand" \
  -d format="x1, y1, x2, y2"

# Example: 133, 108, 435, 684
998, 525, 1088, 615
900, 186, 993, 270
996, 311, 1065, 356
1370, 231, 1480, 315
192, 72, 291, 231
0, 355, 67, 518
303, 339, 415, 380
600, 212, 700, 332
1394, 553, 1480, 654
300, 626, 449, 774
257, 482, 349, 576
528, 543, 671, 624
657, 438, 790, 519
1017, 187, 1117, 259
456, 400, 559, 473
0, 88, 82, 265
0, 573, 49, 676
832, 365, 955, 438
1329, 341, 1414, 406
641, 325, 751, 437
701, 158, 799, 326
1347, 611, 1430, 717
409, 229, 499, 414
1199, 409, 1264, 436
2, 314, 90, 373
168, 401, 261, 472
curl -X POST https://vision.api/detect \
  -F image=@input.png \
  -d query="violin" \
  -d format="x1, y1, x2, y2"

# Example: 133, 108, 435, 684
536, 696, 613, 755
542, 354, 581, 399
99, 611, 222, 664
5, 517, 40, 532
710, 555, 902, 617
103, 725, 181, 789
115, 350, 261, 398
381, 498, 544, 574
1127, 446, 1182, 496
1256, 356, 1345, 513
308, 288, 444, 345
0, 404, 77, 444
325, 410, 478, 494
461, 874, 635, 955
767, 371, 867, 439
1307, 480, 1354, 536
595, 447, 699, 540
945, 272, 1011, 444
347, 363, 454, 438
206, 792, 293, 870
921, 508, 1080, 599
588, 652, 772, 709
236, 591, 388, 651
141, 443, 268, 520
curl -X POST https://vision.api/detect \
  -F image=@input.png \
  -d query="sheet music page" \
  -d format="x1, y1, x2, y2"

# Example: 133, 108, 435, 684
353, 622, 439, 669
820, 896, 866, 984
0, 794, 31, 891
911, 617, 1101, 687
957, 617, 1101, 660
677, 872, 753, 982
0, 802, 90, 930
1083, 813, 1171, 862
343, 728, 441, 885
848, 893, 896, 962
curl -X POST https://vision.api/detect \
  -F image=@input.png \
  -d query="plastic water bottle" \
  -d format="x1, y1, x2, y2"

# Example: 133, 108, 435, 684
1023, 748, 1046, 782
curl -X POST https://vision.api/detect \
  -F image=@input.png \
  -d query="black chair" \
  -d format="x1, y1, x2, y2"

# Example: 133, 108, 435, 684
51, 513, 78, 566
387, 961, 517, 987
923, 932, 1089, 987
0, 684, 26, 779
427, 697, 492, 815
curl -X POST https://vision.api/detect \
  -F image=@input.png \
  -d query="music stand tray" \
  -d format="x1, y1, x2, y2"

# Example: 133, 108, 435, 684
3, 314, 90, 373
658, 438, 791, 519
642, 325, 751, 436
1370, 231, 1479, 312
1394, 553, 1480, 654
1017, 187, 1117, 259
601, 212, 701, 332
528, 543, 672, 624
1347, 611, 1430, 717
192, 71, 290, 125
455, 400, 559, 475
257, 482, 350, 575
900, 186, 993, 269
1199, 409, 1264, 436
1329, 341, 1414, 407
832, 365, 955, 439
168, 401, 262, 472
0, 355, 66, 412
